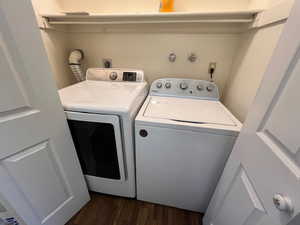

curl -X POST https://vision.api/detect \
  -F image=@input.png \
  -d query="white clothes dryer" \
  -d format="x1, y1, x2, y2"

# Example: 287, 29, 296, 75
135, 78, 241, 212
59, 68, 148, 198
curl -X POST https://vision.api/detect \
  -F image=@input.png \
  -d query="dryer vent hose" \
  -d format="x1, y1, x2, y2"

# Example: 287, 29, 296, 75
69, 49, 85, 82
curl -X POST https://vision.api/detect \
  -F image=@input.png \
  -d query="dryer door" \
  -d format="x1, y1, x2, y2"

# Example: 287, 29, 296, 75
66, 111, 125, 183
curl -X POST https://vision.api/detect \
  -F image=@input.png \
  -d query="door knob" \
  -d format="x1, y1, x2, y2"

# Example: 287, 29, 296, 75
273, 194, 294, 214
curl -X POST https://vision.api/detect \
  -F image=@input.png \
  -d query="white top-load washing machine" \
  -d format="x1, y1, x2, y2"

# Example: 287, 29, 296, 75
59, 68, 148, 198
135, 78, 242, 212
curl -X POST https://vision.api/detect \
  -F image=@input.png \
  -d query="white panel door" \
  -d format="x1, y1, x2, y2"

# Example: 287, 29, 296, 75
0, 1, 90, 225
204, 1, 300, 225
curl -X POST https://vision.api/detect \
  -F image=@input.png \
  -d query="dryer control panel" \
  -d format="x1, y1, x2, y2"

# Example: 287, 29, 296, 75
150, 78, 219, 100
86, 68, 144, 82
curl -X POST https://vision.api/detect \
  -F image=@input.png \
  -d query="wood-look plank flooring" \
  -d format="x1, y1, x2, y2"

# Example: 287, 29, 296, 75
66, 192, 203, 225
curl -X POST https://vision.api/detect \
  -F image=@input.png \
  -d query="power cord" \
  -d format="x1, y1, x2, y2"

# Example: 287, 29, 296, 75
209, 67, 215, 82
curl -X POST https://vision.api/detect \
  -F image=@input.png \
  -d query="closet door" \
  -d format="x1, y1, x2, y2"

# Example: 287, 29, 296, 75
204, 1, 300, 225
0, 1, 89, 225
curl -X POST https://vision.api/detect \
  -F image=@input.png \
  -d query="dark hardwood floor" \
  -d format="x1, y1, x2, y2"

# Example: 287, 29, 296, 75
66, 192, 203, 225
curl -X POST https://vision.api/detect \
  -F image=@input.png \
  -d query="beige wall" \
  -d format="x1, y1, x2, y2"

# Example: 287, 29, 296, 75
31, 0, 76, 89
174, 0, 251, 11
222, 22, 284, 122
31, 0, 61, 12
31, 0, 287, 111
67, 30, 240, 96
40, 30, 76, 89
249, 0, 270, 9
59, 0, 253, 13
31, 0, 247, 92
32, 0, 278, 15
59, 0, 159, 13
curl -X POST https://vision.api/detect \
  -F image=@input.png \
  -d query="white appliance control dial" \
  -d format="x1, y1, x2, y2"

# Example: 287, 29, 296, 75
109, 72, 118, 80
165, 82, 172, 89
150, 78, 219, 100
197, 84, 204, 91
156, 82, 163, 88
206, 84, 215, 92
180, 82, 188, 90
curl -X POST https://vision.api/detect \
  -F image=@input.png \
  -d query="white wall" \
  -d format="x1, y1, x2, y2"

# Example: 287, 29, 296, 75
67, 29, 240, 96
222, 22, 284, 122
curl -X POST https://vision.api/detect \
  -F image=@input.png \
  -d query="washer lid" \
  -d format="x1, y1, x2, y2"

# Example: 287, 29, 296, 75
144, 96, 237, 126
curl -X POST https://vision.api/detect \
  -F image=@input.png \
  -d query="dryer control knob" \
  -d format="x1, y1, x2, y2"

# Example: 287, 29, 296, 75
165, 82, 172, 89
197, 84, 204, 91
180, 82, 188, 90
206, 84, 215, 92
110, 72, 118, 80
156, 82, 163, 88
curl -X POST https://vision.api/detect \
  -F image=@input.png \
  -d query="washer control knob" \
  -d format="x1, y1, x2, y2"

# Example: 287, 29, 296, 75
165, 82, 172, 89
206, 84, 215, 92
109, 72, 118, 80
197, 84, 204, 91
179, 82, 188, 90
156, 82, 163, 88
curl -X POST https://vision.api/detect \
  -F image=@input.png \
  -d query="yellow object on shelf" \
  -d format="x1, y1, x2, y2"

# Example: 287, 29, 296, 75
160, 0, 174, 12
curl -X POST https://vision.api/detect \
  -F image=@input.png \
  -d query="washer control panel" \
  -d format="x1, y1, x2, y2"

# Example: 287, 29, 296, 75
150, 78, 219, 100
86, 68, 144, 82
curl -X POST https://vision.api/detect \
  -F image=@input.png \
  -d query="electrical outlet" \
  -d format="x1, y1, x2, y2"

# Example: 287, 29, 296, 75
103, 58, 112, 68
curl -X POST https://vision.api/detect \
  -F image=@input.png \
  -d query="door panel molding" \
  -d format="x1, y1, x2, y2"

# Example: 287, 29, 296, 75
212, 165, 266, 225
257, 131, 300, 179
255, 48, 300, 177
257, 47, 300, 133
0, 111, 46, 160
0, 34, 30, 113
0, 141, 72, 223
0, 108, 39, 123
